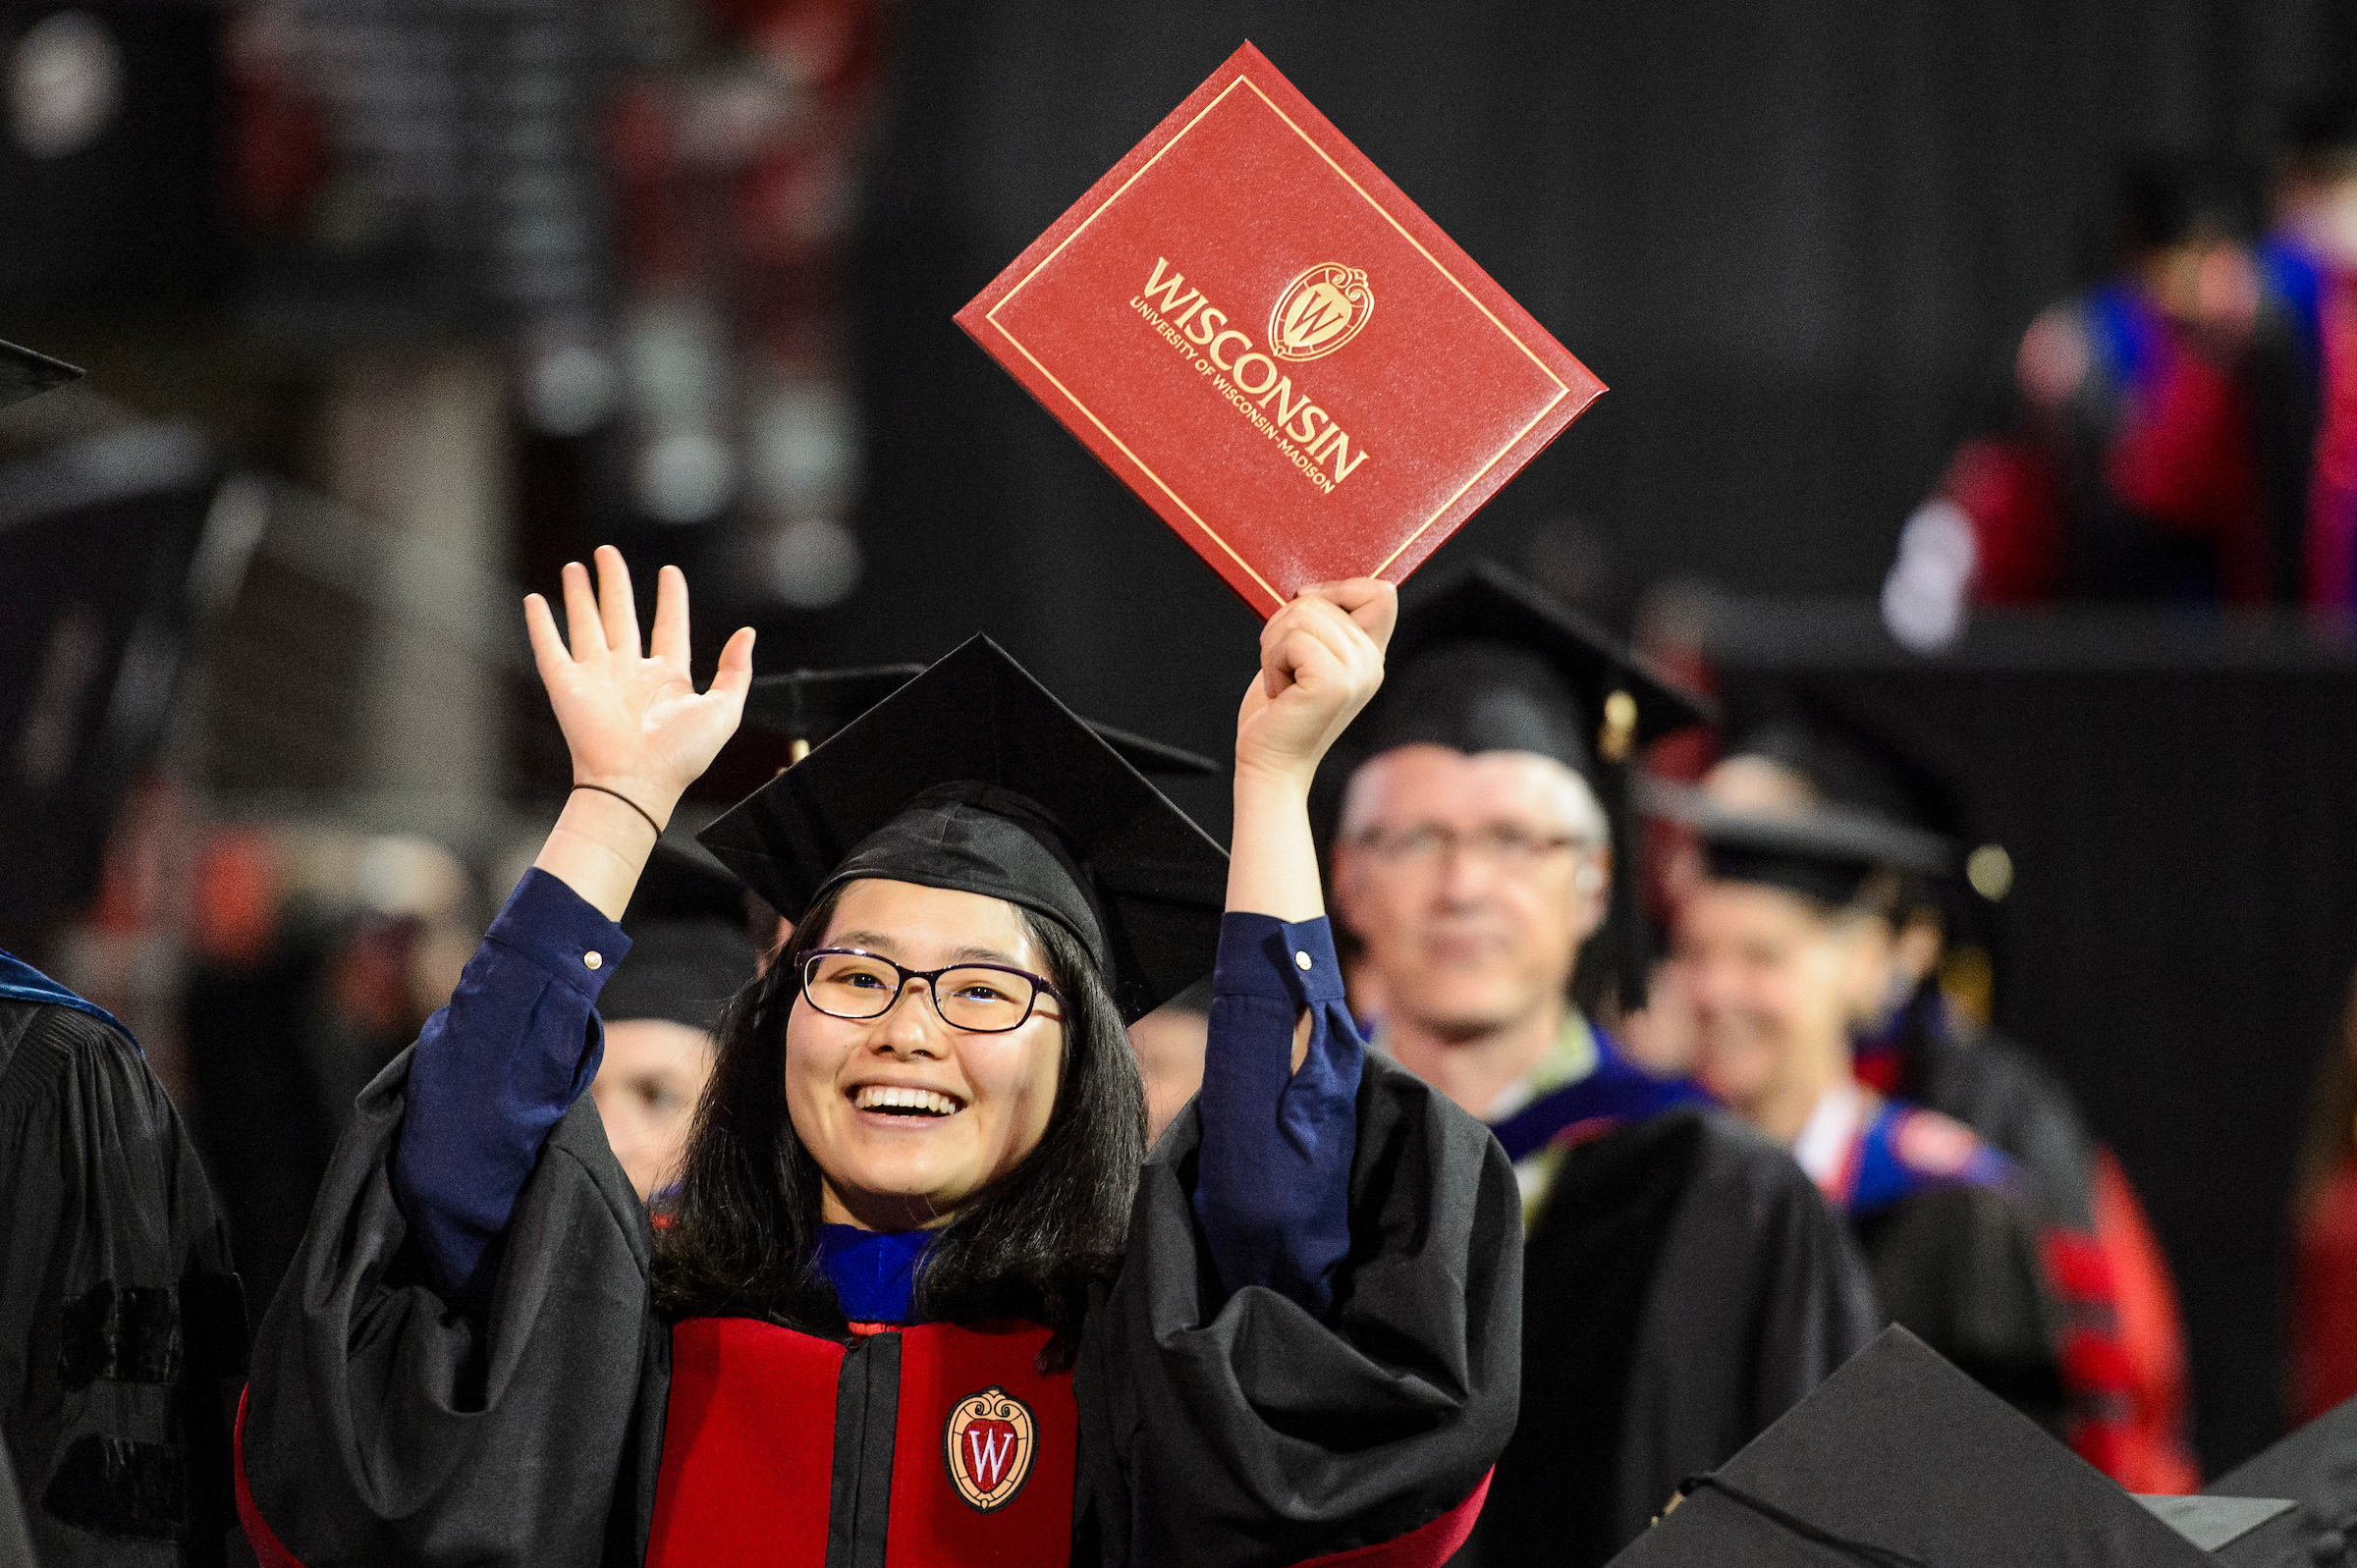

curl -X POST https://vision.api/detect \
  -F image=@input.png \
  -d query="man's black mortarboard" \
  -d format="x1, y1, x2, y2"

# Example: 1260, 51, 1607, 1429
0, 340, 82, 410
1644, 780, 1954, 912
700, 636, 1229, 1022
598, 841, 760, 1036
2200, 1390, 2357, 1566
1339, 559, 1715, 1007
1613, 1326, 2220, 1567
745, 665, 1220, 776
1, 436, 215, 954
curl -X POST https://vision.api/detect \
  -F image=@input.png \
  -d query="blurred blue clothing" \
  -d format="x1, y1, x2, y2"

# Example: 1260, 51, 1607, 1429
391, 870, 1359, 1321
1485, 1028, 1709, 1165
2261, 235, 2327, 372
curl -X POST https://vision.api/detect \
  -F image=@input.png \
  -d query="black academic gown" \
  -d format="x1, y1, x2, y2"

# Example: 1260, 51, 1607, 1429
0, 997, 247, 1567
1871, 991, 2098, 1230
236, 1046, 1521, 1568
1470, 1107, 1883, 1567
1851, 1183, 2064, 1434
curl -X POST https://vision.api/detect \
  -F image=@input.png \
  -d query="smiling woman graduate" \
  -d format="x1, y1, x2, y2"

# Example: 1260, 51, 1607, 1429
233, 549, 1518, 1568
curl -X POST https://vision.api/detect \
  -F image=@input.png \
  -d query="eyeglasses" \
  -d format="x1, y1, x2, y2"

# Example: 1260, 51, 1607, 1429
796, 948, 1065, 1034
1349, 824, 1587, 871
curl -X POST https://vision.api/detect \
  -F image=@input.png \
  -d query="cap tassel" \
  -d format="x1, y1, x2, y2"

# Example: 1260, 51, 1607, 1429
1597, 689, 1648, 1014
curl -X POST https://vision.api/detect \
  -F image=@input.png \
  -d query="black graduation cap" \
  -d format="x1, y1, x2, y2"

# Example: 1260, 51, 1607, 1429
1613, 1326, 2220, 1567
598, 840, 761, 1036
2199, 1390, 2357, 1566
1337, 559, 1715, 1007
1644, 779, 1954, 911
0, 339, 82, 410
745, 665, 1221, 776
1717, 676, 2011, 908
700, 636, 1229, 1022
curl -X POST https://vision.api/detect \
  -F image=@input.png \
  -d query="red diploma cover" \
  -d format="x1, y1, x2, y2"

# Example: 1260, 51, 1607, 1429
956, 41, 1605, 617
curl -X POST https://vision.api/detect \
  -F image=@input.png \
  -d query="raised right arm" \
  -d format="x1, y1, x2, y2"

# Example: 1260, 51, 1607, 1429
389, 548, 752, 1307
237, 551, 750, 1566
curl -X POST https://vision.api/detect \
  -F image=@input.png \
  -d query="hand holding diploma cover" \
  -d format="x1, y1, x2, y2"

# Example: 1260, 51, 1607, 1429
957, 42, 1605, 616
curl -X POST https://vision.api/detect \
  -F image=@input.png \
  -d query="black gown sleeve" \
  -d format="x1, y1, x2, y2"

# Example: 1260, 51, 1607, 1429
0, 1000, 246, 1568
236, 1049, 667, 1568
1856, 1183, 2065, 1435
1910, 1027, 2099, 1230
1615, 1112, 1884, 1541
1074, 1053, 1522, 1568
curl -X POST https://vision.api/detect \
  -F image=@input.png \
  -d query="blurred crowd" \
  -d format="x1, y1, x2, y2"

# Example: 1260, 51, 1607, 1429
1885, 104, 2357, 646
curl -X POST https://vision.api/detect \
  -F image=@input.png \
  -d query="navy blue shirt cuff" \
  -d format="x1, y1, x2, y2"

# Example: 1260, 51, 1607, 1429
486, 868, 631, 1000
1214, 911, 1347, 1007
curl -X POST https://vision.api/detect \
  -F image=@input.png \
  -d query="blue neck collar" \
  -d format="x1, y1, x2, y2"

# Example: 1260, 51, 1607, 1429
812, 1224, 933, 1324
0, 949, 130, 1042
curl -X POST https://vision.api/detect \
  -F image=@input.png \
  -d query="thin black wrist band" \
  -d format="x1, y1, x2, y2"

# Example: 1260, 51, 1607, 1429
572, 783, 664, 838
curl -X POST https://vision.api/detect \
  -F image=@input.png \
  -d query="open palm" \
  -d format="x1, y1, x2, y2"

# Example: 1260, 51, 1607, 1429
523, 546, 754, 821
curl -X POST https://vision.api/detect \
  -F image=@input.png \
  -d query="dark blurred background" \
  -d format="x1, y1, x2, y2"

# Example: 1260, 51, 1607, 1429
5, 0, 2357, 1476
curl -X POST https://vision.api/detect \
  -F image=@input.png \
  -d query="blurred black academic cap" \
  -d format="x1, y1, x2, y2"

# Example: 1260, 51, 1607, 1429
2111, 150, 2257, 260
0, 428, 218, 954
2279, 94, 2357, 173
745, 664, 1221, 776
599, 840, 759, 1036
0, 340, 82, 409
1333, 558, 1715, 1008
1643, 778, 1954, 912
1714, 676, 2015, 920
2200, 1391, 2357, 1566
702, 636, 1228, 1021
1611, 1326, 2220, 1566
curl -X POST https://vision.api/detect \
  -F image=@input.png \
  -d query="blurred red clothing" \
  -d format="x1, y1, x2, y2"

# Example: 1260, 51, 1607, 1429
2090, 1150, 2202, 1491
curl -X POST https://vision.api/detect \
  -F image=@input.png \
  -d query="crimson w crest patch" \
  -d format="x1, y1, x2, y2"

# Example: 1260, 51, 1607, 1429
944, 1385, 1036, 1512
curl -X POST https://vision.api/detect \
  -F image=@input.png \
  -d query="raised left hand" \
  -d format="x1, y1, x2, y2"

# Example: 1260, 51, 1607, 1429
1233, 578, 1396, 793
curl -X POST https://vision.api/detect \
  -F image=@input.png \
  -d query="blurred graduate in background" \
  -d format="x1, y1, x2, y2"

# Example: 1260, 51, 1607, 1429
0, 344, 247, 1564
1697, 690, 2198, 1489
1324, 564, 1879, 1566
1661, 790, 2080, 1440
1906, 144, 2321, 609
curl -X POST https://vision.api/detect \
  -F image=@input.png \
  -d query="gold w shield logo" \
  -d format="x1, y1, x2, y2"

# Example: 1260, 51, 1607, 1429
944, 1386, 1037, 1511
1269, 263, 1373, 361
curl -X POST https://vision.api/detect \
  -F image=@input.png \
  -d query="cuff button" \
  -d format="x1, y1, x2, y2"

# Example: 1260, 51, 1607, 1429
1294, 950, 1313, 971
584, 951, 603, 970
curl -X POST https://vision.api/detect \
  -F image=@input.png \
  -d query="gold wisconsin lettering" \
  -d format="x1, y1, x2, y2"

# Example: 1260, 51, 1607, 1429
1140, 257, 1198, 317
1136, 257, 1371, 489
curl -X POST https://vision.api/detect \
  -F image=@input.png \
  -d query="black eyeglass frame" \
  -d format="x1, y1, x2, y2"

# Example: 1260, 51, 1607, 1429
795, 946, 1067, 1034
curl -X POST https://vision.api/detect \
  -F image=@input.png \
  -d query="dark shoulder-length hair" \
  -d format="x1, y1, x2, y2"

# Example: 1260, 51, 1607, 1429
653, 880, 1147, 1353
